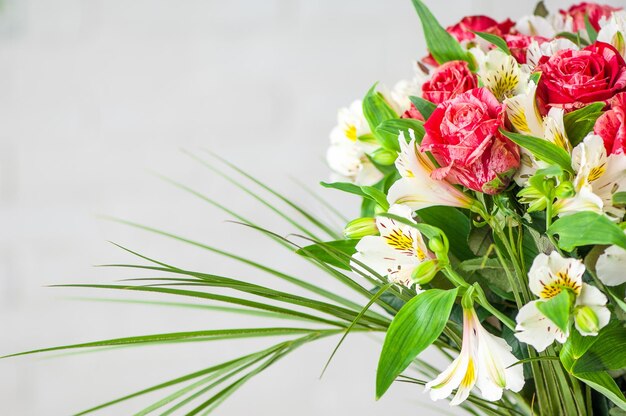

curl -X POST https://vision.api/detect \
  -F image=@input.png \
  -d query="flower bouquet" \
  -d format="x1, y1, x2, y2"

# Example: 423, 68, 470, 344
8, 1, 626, 415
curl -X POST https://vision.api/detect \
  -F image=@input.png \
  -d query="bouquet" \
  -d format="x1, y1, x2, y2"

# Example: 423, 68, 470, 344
8, 1, 626, 415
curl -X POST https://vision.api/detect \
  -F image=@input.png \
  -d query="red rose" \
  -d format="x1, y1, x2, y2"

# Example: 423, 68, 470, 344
421, 88, 520, 194
594, 92, 626, 155
560, 2, 622, 32
421, 60, 478, 105
536, 42, 626, 112
504, 34, 548, 65
422, 16, 514, 67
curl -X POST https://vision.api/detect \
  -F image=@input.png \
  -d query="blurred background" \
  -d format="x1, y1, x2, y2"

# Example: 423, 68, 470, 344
0, 0, 622, 414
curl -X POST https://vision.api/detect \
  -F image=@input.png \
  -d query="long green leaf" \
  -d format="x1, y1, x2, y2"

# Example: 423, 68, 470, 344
376, 288, 458, 399
500, 129, 573, 172
409, 0, 473, 67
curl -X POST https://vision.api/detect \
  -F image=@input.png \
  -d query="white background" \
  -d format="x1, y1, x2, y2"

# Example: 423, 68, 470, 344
0, 0, 622, 414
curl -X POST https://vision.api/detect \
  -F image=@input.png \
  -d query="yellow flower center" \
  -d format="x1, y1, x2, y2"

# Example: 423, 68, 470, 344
384, 229, 426, 260
539, 271, 581, 299
588, 164, 606, 182
344, 124, 357, 141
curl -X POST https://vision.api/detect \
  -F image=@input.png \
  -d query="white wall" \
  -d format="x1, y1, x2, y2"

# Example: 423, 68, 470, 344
0, 0, 622, 414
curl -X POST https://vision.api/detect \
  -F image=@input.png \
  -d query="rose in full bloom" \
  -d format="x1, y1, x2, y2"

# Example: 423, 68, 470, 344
421, 88, 520, 194
504, 34, 548, 65
594, 92, 626, 155
560, 2, 622, 32
536, 42, 626, 112
421, 60, 478, 105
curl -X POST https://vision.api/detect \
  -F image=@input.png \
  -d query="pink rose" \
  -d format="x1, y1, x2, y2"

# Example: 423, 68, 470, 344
421, 88, 520, 194
594, 92, 626, 155
504, 34, 548, 65
421, 60, 478, 105
560, 2, 622, 32
536, 42, 626, 112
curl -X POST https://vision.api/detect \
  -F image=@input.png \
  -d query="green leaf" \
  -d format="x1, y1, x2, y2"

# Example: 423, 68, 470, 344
558, 32, 587, 46
458, 258, 512, 294
613, 192, 626, 207
418, 206, 473, 260
571, 321, 626, 373
375, 288, 458, 398
534, 0, 549, 17
563, 102, 605, 146
361, 186, 390, 211
473, 31, 511, 55
584, 14, 598, 43
296, 239, 358, 271
320, 181, 390, 211
375, 118, 425, 151
548, 212, 626, 251
536, 290, 573, 333
500, 129, 573, 172
409, 96, 437, 120
362, 84, 398, 133
560, 321, 626, 410
409, 0, 474, 68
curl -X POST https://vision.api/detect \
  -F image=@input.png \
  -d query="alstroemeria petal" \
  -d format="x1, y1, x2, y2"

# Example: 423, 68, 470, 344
515, 300, 567, 352
596, 242, 626, 286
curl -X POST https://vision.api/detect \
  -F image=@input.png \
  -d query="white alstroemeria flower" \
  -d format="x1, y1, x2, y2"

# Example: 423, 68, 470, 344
351, 204, 431, 288
470, 48, 529, 102
425, 306, 524, 405
389, 65, 427, 115
598, 11, 626, 57
555, 134, 626, 220
515, 252, 610, 352
526, 38, 579, 68
326, 100, 383, 186
387, 132, 475, 210
596, 230, 626, 286
515, 15, 557, 38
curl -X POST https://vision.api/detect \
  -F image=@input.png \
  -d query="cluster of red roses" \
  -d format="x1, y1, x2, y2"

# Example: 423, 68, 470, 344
406, 2, 626, 195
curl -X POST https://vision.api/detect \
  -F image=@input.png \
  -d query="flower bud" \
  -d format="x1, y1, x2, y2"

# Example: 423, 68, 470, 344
411, 259, 439, 284
371, 148, 397, 166
555, 181, 575, 199
428, 237, 445, 254
574, 306, 600, 335
343, 217, 378, 239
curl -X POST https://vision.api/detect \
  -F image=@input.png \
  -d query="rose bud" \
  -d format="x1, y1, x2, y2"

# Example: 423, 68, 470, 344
559, 2, 622, 32
421, 61, 478, 105
422, 88, 520, 195
536, 42, 626, 112
594, 92, 626, 155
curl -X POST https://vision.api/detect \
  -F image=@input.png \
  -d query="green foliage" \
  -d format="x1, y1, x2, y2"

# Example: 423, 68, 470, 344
500, 129, 573, 172
296, 239, 359, 271
376, 288, 458, 399
561, 321, 626, 410
473, 31, 511, 55
409, 95, 436, 119
419, 206, 473, 260
320, 181, 389, 211
375, 118, 425, 150
563, 102, 605, 146
362, 84, 398, 134
536, 290, 573, 333
534, 1, 549, 17
409, 0, 474, 68
548, 212, 626, 251
584, 14, 599, 43
613, 192, 626, 207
